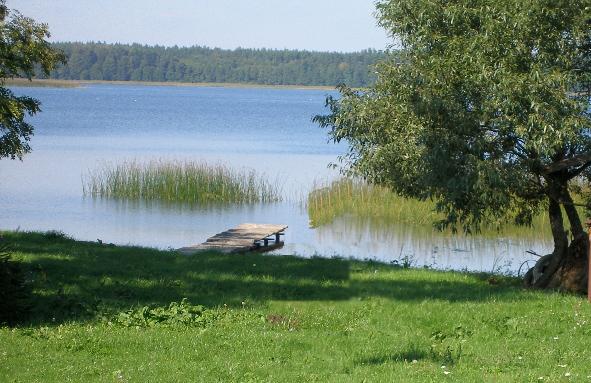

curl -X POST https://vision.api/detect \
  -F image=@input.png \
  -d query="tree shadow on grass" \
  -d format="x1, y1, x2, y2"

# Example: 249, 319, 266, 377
5, 231, 531, 325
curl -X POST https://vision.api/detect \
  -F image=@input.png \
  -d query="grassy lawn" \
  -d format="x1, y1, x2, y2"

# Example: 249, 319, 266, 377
1, 231, 590, 382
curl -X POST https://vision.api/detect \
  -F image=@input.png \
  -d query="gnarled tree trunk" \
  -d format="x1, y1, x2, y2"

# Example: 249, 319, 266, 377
524, 180, 588, 293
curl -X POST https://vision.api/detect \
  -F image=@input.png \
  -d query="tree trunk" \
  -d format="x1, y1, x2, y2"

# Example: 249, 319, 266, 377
524, 182, 588, 293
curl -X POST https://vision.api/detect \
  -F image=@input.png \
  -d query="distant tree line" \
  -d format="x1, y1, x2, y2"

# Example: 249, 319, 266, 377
43, 42, 389, 87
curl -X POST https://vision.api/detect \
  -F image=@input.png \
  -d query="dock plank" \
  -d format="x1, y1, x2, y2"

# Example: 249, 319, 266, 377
178, 223, 288, 255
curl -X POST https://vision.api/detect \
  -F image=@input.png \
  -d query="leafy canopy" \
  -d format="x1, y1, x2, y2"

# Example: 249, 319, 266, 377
315, 0, 591, 232
0, 1, 64, 160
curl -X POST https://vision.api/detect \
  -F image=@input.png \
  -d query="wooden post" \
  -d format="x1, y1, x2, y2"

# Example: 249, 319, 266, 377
587, 219, 591, 303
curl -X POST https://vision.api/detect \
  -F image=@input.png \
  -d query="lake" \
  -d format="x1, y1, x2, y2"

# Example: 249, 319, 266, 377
0, 84, 552, 274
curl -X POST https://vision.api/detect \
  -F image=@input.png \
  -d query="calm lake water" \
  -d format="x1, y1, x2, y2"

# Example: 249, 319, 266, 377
0, 84, 552, 273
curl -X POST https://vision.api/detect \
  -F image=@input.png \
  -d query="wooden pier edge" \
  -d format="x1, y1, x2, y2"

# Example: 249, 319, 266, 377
177, 223, 288, 255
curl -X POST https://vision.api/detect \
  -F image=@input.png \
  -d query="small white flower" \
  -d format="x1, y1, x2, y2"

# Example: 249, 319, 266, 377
559, 364, 567, 368
441, 365, 446, 369
553, 336, 559, 340
518, 356, 523, 360
565, 372, 571, 377
411, 359, 418, 364
443, 371, 451, 375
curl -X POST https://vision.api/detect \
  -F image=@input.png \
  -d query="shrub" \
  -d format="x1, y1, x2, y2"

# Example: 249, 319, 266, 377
113, 299, 216, 328
0, 239, 30, 325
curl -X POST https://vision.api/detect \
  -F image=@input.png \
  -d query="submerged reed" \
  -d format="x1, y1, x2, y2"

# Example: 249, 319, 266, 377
307, 178, 553, 238
307, 178, 439, 227
83, 160, 282, 204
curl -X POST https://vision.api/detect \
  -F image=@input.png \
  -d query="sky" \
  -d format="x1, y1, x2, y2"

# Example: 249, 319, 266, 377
12, 0, 391, 52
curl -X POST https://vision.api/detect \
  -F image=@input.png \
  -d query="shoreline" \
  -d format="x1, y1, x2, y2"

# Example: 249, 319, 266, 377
4, 78, 337, 91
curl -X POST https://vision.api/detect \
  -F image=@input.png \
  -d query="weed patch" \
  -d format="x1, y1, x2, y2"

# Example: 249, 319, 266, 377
429, 326, 472, 365
113, 299, 217, 328
266, 313, 300, 331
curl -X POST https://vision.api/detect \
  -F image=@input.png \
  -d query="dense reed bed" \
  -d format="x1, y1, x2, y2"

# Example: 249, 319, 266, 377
83, 160, 282, 204
308, 178, 439, 227
307, 178, 554, 238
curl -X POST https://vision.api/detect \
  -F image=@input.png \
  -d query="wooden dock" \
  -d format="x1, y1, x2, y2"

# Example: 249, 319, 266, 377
178, 223, 288, 254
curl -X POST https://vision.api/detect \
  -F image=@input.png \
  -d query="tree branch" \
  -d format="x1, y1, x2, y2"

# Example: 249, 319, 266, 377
567, 161, 591, 179
542, 151, 591, 175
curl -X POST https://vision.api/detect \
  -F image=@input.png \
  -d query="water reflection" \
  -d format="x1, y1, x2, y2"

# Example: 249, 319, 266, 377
311, 216, 553, 274
0, 84, 555, 276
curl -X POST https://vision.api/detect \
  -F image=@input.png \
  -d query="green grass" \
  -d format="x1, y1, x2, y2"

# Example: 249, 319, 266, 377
308, 178, 555, 239
83, 160, 282, 204
1, 231, 591, 382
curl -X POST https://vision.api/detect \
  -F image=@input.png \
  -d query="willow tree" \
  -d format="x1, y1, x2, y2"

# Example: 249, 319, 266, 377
0, 1, 65, 160
315, 0, 591, 291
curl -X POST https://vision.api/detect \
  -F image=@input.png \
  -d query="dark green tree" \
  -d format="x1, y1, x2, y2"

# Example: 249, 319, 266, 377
315, 0, 591, 291
48, 42, 387, 87
0, 0, 65, 160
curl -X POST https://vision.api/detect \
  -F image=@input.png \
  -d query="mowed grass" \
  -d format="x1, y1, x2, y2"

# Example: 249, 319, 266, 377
308, 178, 556, 239
83, 160, 282, 204
2, 231, 591, 382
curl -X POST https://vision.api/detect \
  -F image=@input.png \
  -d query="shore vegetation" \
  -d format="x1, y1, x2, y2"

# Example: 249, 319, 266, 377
307, 178, 589, 240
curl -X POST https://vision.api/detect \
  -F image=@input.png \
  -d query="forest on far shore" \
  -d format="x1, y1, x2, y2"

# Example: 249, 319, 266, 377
44, 42, 390, 87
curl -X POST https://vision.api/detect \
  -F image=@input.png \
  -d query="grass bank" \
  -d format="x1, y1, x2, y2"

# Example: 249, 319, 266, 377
5, 78, 336, 90
83, 160, 282, 204
308, 178, 556, 239
4, 78, 81, 88
1, 231, 589, 382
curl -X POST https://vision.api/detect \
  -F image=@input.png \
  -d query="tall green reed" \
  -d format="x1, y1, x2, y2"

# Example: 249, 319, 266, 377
83, 160, 282, 204
307, 178, 554, 239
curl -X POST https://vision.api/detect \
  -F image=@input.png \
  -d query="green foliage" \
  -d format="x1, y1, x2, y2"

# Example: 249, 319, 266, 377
315, 0, 591, 233
0, 0, 65, 160
113, 299, 216, 328
0, 239, 29, 325
45, 42, 388, 87
83, 160, 282, 204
